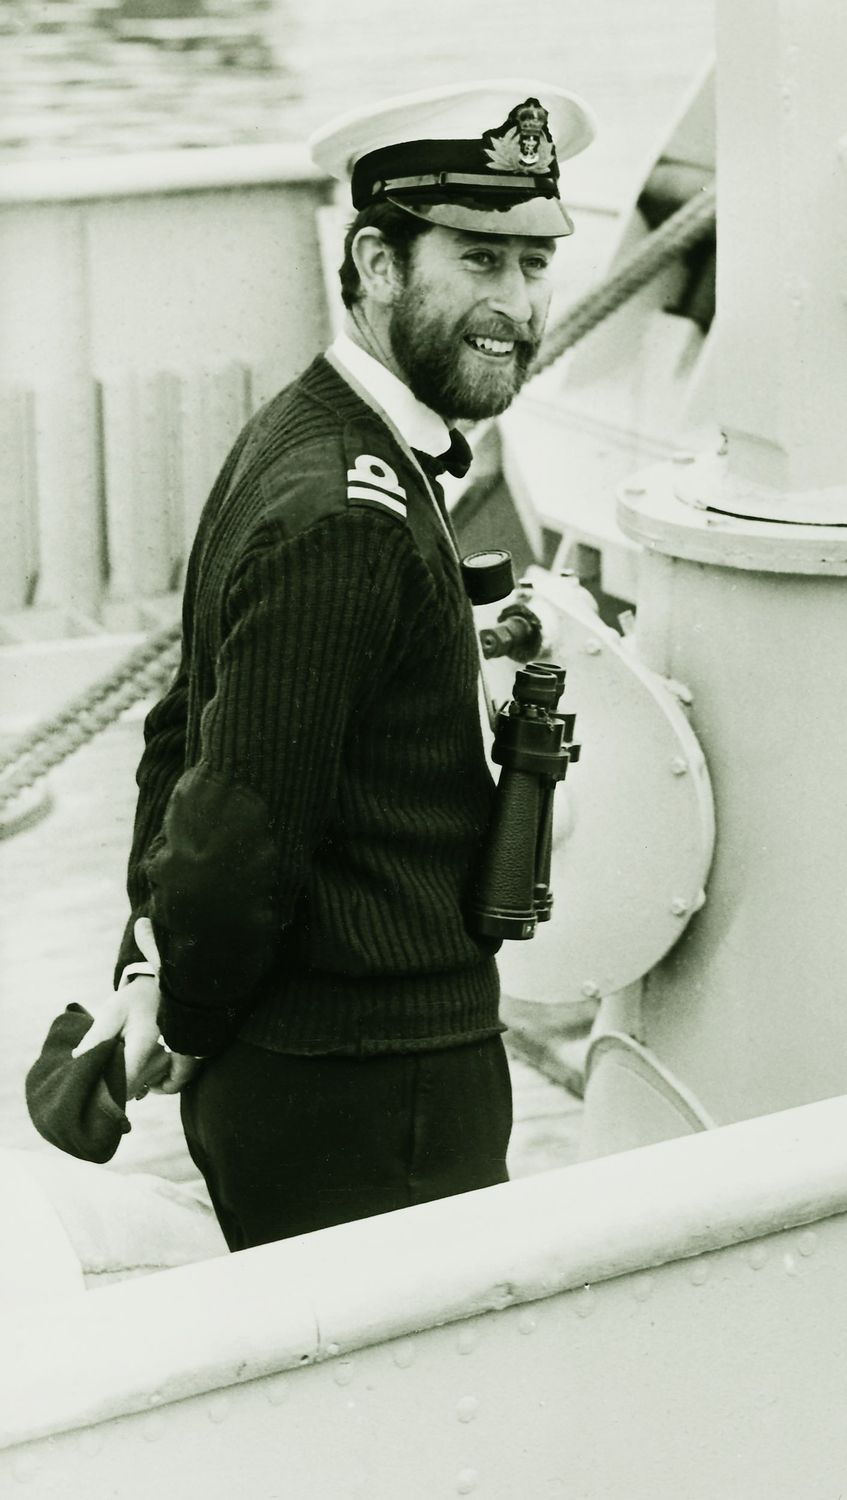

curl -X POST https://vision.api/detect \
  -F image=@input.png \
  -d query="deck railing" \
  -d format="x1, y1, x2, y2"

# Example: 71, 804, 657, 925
3, 1093, 847, 1496
0, 146, 335, 633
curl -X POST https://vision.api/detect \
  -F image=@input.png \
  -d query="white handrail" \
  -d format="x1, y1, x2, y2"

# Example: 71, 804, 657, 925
0, 143, 326, 205
3, 1091, 847, 1449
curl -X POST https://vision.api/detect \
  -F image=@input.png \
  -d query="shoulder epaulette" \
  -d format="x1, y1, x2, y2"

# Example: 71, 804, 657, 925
346, 452, 408, 522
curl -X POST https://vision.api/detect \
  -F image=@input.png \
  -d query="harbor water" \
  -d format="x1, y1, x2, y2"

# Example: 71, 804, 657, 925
3, 0, 714, 202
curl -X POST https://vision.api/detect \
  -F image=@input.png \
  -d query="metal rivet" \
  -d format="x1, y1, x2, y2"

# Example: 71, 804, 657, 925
783, 1252, 799, 1278
141, 1414, 166, 1444
584, 639, 601, 656
392, 1340, 415, 1369
207, 1395, 230, 1424
670, 757, 688, 776
623, 484, 646, 497
798, 1231, 818, 1258
670, 898, 689, 917
689, 1260, 709, 1286
334, 1360, 355, 1388
581, 981, 600, 1000
747, 1244, 768, 1270
457, 1396, 480, 1424
264, 1376, 288, 1406
457, 1326, 479, 1355
457, 1469, 480, 1495
518, 1310, 537, 1335
148, 1391, 163, 1407
575, 1287, 595, 1319
327, 1342, 340, 1357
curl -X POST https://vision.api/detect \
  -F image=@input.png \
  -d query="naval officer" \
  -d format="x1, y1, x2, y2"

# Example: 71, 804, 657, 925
78, 80, 595, 1249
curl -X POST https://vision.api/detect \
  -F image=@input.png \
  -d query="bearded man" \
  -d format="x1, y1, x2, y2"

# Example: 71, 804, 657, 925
80, 80, 595, 1250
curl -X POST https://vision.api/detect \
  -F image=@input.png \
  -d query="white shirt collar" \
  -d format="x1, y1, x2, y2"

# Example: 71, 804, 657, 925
329, 331, 450, 458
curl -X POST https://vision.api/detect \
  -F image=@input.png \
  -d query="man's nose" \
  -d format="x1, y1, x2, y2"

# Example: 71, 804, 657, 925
487, 266, 534, 326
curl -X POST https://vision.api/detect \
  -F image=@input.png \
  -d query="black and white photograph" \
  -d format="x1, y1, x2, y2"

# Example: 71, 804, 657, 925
2, 1, 845, 1495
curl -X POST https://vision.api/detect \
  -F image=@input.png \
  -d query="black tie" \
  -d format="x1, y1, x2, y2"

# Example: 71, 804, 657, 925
414, 428, 473, 483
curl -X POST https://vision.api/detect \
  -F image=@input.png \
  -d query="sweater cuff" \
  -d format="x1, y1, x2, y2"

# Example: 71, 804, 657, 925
157, 980, 243, 1059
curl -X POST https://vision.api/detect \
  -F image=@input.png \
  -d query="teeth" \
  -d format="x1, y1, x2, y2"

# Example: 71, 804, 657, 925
468, 336, 515, 355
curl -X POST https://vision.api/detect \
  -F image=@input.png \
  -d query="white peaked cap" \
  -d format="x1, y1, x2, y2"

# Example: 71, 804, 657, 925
309, 78, 597, 238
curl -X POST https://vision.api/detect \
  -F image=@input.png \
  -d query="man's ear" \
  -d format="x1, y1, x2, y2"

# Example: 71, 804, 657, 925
351, 227, 403, 306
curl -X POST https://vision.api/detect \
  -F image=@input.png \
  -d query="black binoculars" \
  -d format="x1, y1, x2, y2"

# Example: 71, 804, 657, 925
470, 661, 578, 941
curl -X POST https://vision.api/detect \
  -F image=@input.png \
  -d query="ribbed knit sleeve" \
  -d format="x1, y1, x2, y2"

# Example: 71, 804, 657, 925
114, 425, 252, 986
146, 509, 409, 1056
112, 660, 188, 982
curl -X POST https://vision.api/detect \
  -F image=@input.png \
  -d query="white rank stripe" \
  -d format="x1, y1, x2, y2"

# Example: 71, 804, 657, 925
347, 485, 407, 517
345, 464, 406, 501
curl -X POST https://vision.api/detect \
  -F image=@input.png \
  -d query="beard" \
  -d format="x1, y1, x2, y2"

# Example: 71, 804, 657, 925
388, 280, 541, 422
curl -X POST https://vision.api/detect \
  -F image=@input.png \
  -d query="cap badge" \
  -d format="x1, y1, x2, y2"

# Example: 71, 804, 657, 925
483, 98, 554, 176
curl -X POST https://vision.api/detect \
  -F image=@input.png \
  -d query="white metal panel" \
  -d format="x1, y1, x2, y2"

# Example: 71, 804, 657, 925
85, 183, 330, 383
4, 1096, 847, 1497
7, 1219, 844, 1500
0, 162, 332, 625
608, 542, 847, 1126
100, 371, 182, 604
0, 388, 37, 613
31, 379, 103, 615
490, 567, 714, 1008
4, 1094, 847, 1445
715, 0, 847, 492
177, 363, 252, 554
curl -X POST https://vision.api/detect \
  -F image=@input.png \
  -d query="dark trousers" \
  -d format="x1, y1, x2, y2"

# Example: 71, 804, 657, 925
181, 1035, 513, 1251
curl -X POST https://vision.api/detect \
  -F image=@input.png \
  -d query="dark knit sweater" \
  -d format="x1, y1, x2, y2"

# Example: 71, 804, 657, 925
116, 355, 501, 1058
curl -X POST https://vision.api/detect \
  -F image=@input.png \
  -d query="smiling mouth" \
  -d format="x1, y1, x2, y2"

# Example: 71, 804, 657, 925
464, 335, 516, 358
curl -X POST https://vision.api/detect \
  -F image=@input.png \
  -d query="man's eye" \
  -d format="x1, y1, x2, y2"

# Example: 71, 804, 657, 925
463, 250, 496, 267
523, 257, 551, 274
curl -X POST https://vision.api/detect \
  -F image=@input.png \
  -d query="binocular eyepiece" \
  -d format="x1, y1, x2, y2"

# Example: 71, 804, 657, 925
470, 661, 578, 941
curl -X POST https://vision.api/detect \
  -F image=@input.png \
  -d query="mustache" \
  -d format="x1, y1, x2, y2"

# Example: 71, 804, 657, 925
462, 320, 539, 349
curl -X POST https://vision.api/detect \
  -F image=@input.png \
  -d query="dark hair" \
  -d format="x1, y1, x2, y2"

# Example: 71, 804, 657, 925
339, 201, 433, 309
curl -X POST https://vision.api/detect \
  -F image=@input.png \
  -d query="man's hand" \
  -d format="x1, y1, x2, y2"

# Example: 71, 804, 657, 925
73, 914, 203, 1099
72, 973, 171, 1098
153, 1050, 202, 1095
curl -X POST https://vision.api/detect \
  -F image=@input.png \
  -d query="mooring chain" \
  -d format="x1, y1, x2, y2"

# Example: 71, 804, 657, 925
0, 626, 181, 812
0, 187, 717, 816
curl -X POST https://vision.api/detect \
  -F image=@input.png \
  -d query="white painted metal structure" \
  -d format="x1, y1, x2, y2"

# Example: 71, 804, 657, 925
479, 569, 714, 1012
4, 1095, 847, 1498
0, 147, 331, 631
583, 0, 847, 1148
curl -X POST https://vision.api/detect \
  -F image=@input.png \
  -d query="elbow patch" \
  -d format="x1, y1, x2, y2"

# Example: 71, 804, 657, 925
146, 765, 278, 1006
